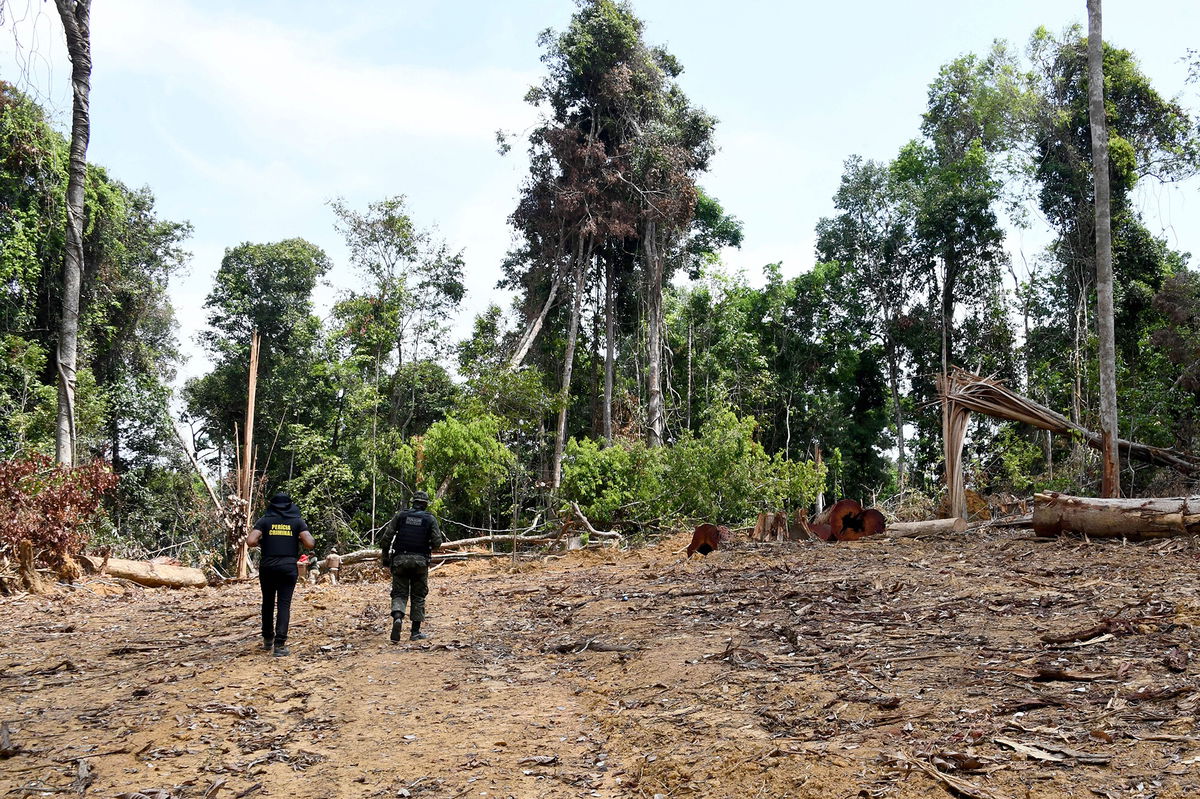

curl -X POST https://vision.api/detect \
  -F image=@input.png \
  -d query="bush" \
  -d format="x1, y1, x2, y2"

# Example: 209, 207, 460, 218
561, 405, 825, 530
663, 405, 824, 525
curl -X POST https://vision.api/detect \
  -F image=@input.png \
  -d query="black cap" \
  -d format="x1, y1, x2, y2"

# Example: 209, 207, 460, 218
269, 492, 292, 507
413, 490, 430, 505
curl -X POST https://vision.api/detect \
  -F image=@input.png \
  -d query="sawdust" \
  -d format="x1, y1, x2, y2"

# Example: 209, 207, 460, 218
2, 527, 1199, 798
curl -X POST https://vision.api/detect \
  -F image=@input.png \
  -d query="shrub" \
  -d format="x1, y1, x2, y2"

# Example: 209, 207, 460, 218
560, 436, 666, 529
0, 452, 118, 563
561, 405, 825, 530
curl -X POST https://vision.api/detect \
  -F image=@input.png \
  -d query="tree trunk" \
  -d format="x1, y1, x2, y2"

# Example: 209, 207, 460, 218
644, 219, 665, 447
686, 318, 696, 433
887, 517, 967, 536
939, 255, 961, 517
603, 258, 615, 444
1033, 492, 1200, 539
18, 540, 47, 594
552, 240, 589, 488
509, 269, 562, 370
885, 337, 906, 496
80, 555, 208, 588
1087, 0, 1120, 498
53, 0, 92, 467
237, 331, 260, 579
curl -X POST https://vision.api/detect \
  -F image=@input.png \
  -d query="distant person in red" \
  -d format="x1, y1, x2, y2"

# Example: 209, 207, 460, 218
247, 492, 315, 657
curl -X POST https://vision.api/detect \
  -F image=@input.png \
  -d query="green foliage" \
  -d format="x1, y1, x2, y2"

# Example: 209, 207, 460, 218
186, 238, 330, 487
0, 82, 191, 543
282, 423, 364, 549
560, 436, 665, 528
0, 335, 56, 453
662, 405, 823, 525
561, 406, 824, 530
420, 414, 516, 522
200, 239, 329, 352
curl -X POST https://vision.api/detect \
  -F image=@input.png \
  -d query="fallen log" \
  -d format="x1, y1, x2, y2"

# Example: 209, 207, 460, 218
887, 517, 967, 536
80, 555, 208, 588
567, 502, 623, 540
1033, 492, 1200, 539
340, 535, 565, 567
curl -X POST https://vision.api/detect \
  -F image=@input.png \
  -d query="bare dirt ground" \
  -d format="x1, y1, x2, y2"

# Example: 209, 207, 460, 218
3, 527, 1200, 799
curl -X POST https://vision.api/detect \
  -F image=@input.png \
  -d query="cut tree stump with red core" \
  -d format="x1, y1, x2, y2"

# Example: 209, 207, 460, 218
808, 499, 888, 542
687, 523, 729, 557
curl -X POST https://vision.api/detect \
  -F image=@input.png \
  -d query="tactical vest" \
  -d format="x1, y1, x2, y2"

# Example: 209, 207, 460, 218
391, 511, 434, 559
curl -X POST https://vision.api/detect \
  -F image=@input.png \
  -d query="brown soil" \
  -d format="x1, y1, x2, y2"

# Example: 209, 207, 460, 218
2, 528, 1199, 798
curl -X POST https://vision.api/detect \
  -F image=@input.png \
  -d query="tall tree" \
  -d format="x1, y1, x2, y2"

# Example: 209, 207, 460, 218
1024, 25, 1197, 489
1087, 0, 1119, 496
509, 0, 652, 483
184, 239, 331, 490
817, 157, 918, 493
52, 0, 92, 466
634, 76, 715, 447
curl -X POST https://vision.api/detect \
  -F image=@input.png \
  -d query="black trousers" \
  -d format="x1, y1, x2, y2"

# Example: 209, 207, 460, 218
259, 561, 298, 645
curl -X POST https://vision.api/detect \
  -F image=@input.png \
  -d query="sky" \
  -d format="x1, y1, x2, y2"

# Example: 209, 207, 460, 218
2, 0, 1198, 386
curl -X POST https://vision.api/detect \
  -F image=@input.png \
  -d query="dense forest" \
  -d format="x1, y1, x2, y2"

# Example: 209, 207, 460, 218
3, 1, 1200, 572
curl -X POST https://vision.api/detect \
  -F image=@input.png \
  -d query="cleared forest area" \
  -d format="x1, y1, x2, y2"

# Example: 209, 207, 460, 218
3, 528, 1198, 799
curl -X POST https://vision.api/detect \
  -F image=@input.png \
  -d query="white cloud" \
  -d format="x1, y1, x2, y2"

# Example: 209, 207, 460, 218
94, 0, 537, 149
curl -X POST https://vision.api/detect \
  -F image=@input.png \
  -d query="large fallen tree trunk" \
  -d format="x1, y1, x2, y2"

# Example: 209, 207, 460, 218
339, 534, 563, 567
80, 555, 208, 588
1033, 492, 1200, 540
887, 517, 967, 536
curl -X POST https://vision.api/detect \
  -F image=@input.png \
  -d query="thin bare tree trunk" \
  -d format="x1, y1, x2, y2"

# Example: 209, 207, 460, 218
1088, 0, 1120, 497
603, 258, 615, 444
509, 270, 562, 370
53, 0, 92, 467
237, 331, 260, 579
371, 355, 379, 543
886, 339, 906, 496
644, 219, 665, 447
552, 239, 590, 488
686, 318, 693, 432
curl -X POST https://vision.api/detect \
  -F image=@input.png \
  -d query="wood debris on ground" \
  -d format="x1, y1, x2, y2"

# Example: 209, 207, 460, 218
0, 525, 1198, 798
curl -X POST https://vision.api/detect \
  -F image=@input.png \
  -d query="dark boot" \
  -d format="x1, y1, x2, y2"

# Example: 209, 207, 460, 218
272, 645, 290, 657
390, 613, 405, 643
410, 620, 428, 641
262, 637, 273, 652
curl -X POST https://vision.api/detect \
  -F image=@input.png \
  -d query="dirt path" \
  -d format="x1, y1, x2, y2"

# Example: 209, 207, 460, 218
3, 529, 1200, 798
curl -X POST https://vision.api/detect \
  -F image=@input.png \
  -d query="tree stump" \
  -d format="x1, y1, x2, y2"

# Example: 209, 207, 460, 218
18, 540, 46, 594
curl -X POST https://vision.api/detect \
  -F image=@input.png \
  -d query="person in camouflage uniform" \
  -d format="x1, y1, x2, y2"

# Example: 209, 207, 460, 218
379, 490, 444, 641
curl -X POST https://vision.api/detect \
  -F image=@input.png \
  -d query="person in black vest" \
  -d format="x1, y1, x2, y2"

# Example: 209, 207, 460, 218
379, 490, 444, 642
247, 492, 315, 657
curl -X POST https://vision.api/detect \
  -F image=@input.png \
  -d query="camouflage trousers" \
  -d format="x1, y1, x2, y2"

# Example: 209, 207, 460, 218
389, 555, 430, 624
